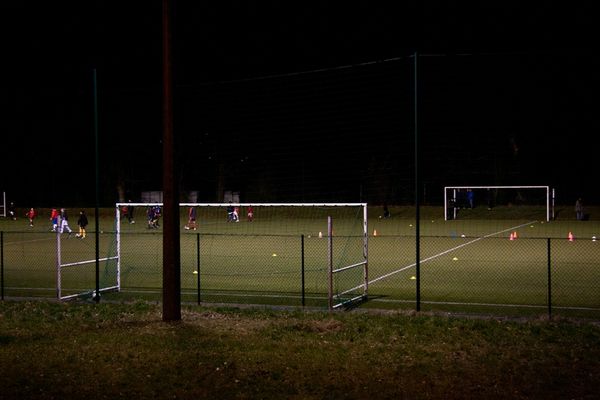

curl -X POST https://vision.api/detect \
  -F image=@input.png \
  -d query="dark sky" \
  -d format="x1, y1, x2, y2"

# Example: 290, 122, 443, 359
1, 2, 598, 206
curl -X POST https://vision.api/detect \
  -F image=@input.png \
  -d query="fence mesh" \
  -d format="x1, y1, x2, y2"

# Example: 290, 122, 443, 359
2, 229, 599, 320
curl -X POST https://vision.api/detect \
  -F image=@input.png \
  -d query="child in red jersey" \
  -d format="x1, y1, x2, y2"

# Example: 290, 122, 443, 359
50, 208, 59, 232
25, 207, 37, 227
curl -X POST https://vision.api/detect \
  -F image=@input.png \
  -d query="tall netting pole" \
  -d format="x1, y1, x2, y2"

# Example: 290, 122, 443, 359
93, 68, 101, 303
414, 51, 421, 312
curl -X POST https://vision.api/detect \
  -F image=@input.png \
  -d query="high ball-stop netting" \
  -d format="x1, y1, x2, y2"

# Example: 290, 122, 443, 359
115, 203, 368, 308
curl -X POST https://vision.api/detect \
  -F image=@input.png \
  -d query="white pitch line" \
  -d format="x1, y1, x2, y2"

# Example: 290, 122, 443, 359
2, 237, 56, 246
369, 221, 538, 285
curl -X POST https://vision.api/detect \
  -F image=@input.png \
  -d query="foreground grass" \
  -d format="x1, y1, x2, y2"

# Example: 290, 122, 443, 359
1, 301, 599, 400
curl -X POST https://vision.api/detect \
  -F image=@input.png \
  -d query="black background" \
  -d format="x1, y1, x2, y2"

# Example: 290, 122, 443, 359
1, 2, 597, 207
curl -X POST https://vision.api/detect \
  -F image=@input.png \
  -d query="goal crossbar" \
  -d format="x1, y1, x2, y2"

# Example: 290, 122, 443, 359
117, 202, 367, 207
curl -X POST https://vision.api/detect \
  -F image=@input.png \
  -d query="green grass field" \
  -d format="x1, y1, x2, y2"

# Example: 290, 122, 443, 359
1, 205, 599, 319
2, 301, 599, 400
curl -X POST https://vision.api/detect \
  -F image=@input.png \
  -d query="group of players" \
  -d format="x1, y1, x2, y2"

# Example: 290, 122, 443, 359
6, 202, 37, 227
6, 203, 88, 238
226, 204, 254, 223
120, 204, 255, 231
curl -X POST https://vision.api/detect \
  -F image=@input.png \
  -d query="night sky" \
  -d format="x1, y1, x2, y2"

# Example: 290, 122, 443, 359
1, 2, 597, 207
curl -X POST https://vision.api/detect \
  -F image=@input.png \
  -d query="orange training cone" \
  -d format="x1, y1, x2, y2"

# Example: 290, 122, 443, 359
568, 231, 574, 242
373, 229, 377, 236
513, 231, 518, 239
509, 232, 514, 241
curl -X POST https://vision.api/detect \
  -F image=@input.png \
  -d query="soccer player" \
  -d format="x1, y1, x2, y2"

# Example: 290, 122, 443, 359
147, 206, 160, 228
126, 200, 135, 224
233, 206, 240, 222
247, 205, 254, 222
467, 189, 475, 209
147, 206, 155, 228
8, 202, 16, 220
121, 204, 129, 220
575, 198, 584, 221
50, 208, 59, 232
226, 203, 234, 222
383, 203, 390, 219
59, 208, 73, 235
184, 206, 197, 230
76, 210, 88, 238
25, 207, 36, 227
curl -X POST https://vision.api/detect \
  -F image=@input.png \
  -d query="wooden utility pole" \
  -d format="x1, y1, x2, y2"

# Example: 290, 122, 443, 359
162, 0, 181, 321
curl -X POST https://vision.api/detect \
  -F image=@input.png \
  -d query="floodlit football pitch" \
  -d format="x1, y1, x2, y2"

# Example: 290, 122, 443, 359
1, 206, 599, 319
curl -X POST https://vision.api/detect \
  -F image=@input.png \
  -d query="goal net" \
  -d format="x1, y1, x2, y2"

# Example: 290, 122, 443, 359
444, 186, 553, 221
56, 221, 120, 300
115, 202, 368, 308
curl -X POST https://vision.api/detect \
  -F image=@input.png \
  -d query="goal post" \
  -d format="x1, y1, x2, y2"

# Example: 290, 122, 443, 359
444, 185, 553, 221
0, 191, 6, 218
115, 202, 368, 308
327, 212, 369, 310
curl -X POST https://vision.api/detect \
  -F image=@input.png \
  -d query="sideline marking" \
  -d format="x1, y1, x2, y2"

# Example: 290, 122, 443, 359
369, 221, 537, 285
3, 237, 55, 246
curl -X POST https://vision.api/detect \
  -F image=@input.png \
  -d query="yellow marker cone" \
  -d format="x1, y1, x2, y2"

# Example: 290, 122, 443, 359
410, 276, 416, 280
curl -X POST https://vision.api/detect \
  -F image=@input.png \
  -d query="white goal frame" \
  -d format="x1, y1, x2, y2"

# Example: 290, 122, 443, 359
115, 202, 369, 309
0, 191, 6, 218
444, 185, 553, 221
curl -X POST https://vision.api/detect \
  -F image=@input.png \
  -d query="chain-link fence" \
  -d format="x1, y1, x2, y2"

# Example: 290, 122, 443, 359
2, 230, 599, 319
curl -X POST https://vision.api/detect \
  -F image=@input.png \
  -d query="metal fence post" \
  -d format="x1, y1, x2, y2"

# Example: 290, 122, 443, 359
197, 233, 201, 305
301, 234, 305, 307
547, 238, 552, 320
328, 216, 333, 311
1, 231, 4, 300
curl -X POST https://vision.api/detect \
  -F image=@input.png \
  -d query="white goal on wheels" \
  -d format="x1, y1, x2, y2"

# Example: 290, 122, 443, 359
444, 185, 554, 221
115, 202, 368, 308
